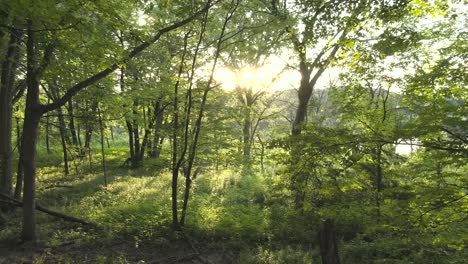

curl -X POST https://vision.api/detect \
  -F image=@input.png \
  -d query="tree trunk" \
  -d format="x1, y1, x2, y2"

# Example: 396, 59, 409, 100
22, 23, 40, 241
140, 104, 161, 161
14, 114, 23, 199
180, 168, 199, 226
373, 144, 383, 220
290, 68, 314, 208
0, 29, 22, 199
132, 99, 141, 167
257, 135, 265, 174
84, 125, 93, 149
319, 219, 340, 264
243, 110, 252, 158
45, 112, 51, 154
120, 68, 138, 167
77, 123, 82, 155
149, 101, 164, 158
57, 107, 69, 175
291, 62, 313, 136
98, 106, 107, 186
172, 57, 184, 229
67, 100, 79, 146
180, 4, 227, 225
241, 89, 254, 173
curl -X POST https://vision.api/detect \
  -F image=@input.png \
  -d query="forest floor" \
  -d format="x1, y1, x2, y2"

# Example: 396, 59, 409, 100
0, 234, 239, 263
0, 151, 267, 263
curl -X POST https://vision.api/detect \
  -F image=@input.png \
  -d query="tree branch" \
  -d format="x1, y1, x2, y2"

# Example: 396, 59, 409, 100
40, 0, 218, 114
0, 193, 94, 226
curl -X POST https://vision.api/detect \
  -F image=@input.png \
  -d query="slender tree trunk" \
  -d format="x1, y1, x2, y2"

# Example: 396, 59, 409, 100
126, 120, 135, 161
150, 101, 164, 158
0, 29, 22, 199
110, 125, 114, 142
14, 112, 23, 199
57, 107, 69, 175
121, 68, 137, 166
139, 128, 150, 161
84, 101, 97, 150
67, 100, 79, 146
172, 54, 184, 229
180, 4, 230, 225
243, 110, 252, 158
132, 99, 141, 167
241, 89, 253, 174
77, 124, 82, 155
45, 113, 51, 154
84, 125, 93, 149
67, 99, 82, 157
22, 23, 41, 241
98, 107, 107, 186
257, 135, 265, 174
139, 105, 159, 160
374, 144, 383, 220
180, 168, 200, 226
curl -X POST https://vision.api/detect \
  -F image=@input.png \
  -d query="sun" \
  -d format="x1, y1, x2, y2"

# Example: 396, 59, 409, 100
214, 58, 301, 93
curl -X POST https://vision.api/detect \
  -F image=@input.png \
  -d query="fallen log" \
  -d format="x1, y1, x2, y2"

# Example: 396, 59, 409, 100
0, 193, 94, 226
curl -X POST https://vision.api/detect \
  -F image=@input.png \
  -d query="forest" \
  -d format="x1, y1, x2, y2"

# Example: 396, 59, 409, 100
0, 0, 466, 263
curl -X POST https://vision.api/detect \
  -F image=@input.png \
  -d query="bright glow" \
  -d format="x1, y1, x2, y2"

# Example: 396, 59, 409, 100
214, 56, 301, 92
395, 144, 413, 155
395, 139, 419, 155
214, 67, 236, 90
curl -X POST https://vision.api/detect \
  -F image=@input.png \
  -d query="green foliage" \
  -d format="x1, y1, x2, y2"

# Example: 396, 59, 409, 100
239, 245, 314, 264
1, 0, 466, 262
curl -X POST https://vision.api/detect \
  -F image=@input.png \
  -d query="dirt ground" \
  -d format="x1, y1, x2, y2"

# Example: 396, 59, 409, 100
0, 236, 240, 264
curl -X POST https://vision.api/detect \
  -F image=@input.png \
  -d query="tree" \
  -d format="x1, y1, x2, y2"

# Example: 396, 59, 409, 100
267, 0, 412, 212
0, 27, 23, 200
14, 0, 217, 242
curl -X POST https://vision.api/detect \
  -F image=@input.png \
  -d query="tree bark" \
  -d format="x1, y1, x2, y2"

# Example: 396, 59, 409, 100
0, 28, 22, 199
257, 135, 265, 174
84, 101, 97, 150
98, 106, 107, 186
171, 32, 190, 229
21, 23, 42, 241
67, 100, 79, 146
57, 107, 69, 175
45, 111, 51, 154
149, 101, 164, 158
132, 99, 141, 167
319, 218, 340, 264
14, 113, 23, 199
